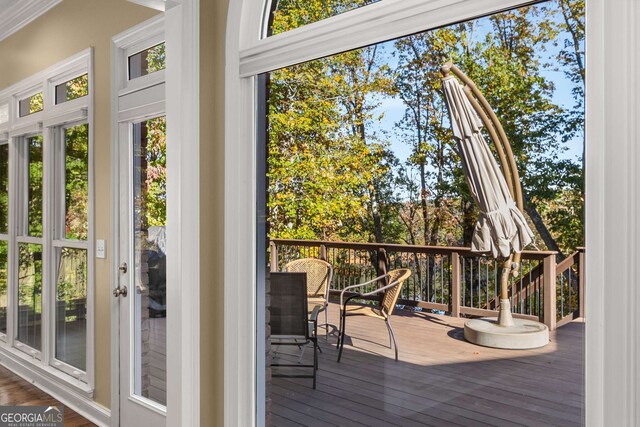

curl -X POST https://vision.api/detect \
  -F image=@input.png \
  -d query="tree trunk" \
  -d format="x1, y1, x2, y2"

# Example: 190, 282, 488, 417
461, 196, 475, 246
523, 194, 565, 263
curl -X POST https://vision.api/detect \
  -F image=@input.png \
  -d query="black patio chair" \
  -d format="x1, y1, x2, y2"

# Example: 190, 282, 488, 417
269, 272, 320, 389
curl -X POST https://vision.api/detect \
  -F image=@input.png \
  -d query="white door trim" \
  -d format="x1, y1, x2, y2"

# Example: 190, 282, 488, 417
111, 2, 200, 425
585, 0, 640, 425
164, 1, 201, 426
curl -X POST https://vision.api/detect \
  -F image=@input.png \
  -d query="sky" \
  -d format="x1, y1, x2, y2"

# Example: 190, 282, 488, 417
366, 3, 584, 167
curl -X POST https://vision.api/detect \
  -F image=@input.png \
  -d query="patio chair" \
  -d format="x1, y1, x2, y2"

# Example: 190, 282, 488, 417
283, 258, 333, 339
336, 268, 412, 363
269, 272, 320, 389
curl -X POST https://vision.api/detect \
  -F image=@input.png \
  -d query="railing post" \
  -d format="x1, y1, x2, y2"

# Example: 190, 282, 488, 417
450, 252, 461, 317
377, 247, 388, 277
578, 247, 585, 319
270, 241, 278, 272
319, 244, 327, 262
543, 253, 557, 331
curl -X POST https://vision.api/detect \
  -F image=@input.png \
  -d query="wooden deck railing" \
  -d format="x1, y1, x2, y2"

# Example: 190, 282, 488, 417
270, 239, 585, 331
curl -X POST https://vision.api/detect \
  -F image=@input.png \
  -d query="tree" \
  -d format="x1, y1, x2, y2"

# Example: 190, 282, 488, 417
268, 0, 403, 243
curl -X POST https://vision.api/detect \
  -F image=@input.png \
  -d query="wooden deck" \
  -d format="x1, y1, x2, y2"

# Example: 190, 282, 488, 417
270, 303, 584, 427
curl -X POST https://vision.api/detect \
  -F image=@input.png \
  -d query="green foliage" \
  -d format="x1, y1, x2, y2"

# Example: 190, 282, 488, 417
268, 6, 403, 242
63, 74, 89, 102
65, 124, 89, 240
0, 144, 8, 234
143, 117, 167, 227
146, 43, 166, 74
270, 0, 379, 35
18, 243, 42, 315
56, 248, 87, 322
28, 136, 43, 237
267, 0, 585, 255
29, 92, 43, 114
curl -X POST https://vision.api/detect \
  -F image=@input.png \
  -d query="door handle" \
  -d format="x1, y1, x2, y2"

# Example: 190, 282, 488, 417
119, 262, 128, 274
113, 286, 128, 298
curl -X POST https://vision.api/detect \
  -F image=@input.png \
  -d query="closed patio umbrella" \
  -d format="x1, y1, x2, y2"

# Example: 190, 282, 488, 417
440, 63, 547, 349
441, 75, 534, 259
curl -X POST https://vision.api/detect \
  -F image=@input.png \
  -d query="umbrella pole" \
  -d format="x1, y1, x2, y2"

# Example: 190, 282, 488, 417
497, 258, 515, 327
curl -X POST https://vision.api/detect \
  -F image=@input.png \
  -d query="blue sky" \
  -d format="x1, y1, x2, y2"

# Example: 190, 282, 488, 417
366, 4, 584, 167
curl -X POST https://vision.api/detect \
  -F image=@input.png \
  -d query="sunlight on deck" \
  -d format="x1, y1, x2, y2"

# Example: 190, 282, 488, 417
270, 302, 584, 427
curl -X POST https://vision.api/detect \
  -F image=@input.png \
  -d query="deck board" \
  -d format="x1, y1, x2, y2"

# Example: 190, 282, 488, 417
271, 303, 584, 427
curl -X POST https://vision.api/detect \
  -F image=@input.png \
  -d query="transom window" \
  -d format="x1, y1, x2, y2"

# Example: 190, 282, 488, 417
18, 92, 43, 117
128, 42, 166, 79
55, 74, 89, 104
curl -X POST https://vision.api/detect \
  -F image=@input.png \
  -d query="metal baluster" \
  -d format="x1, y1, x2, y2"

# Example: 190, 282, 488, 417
569, 267, 573, 313
494, 260, 498, 309
561, 273, 565, 318
485, 260, 489, 310
440, 257, 444, 305
462, 257, 466, 307
469, 261, 475, 307
426, 256, 431, 303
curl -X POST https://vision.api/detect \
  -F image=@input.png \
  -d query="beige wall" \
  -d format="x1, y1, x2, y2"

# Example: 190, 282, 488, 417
199, 0, 227, 425
1, 0, 230, 420
0, 0, 159, 408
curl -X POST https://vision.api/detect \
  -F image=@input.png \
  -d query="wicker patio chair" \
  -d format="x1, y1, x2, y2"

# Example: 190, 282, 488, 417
269, 272, 320, 389
283, 258, 333, 339
336, 268, 412, 362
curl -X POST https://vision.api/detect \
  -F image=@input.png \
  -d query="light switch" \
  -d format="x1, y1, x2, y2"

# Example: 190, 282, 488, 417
96, 239, 106, 259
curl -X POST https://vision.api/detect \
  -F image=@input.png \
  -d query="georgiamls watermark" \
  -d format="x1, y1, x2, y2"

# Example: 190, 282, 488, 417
0, 406, 64, 427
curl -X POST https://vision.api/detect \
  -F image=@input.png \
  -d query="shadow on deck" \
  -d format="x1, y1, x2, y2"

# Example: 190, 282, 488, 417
270, 303, 584, 427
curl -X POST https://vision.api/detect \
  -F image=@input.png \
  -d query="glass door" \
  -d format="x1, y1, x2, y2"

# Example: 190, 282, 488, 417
117, 116, 167, 426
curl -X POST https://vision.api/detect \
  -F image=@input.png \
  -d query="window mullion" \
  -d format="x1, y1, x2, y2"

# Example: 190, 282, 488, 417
41, 126, 54, 367
6, 136, 17, 347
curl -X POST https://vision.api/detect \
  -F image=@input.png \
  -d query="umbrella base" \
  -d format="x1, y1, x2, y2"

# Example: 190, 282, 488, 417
464, 317, 549, 349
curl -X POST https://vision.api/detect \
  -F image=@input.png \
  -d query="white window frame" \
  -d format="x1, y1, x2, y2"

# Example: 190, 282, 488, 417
225, 0, 639, 426
0, 48, 95, 397
49, 119, 92, 382
13, 130, 45, 362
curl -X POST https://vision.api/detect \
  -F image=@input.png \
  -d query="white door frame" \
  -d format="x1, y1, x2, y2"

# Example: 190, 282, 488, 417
225, 0, 640, 425
111, 1, 200, 426
116, 115, 167, 425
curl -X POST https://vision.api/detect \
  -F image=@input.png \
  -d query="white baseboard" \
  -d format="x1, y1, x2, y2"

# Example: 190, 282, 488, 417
0, 352, 111, 426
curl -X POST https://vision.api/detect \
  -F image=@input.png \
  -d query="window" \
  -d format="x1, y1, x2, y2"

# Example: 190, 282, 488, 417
132, 116, 167, 405
0, 49, 93, 389
18, 92, 44, 117
16, 243, 43, 353
129, 42, 166, 79
16, 135, 44, 354
53, 123, 89, 374
60, 124, 89, 240
25, 136, 43, 238
55, 74, 89, 104
227, 0, 588, 425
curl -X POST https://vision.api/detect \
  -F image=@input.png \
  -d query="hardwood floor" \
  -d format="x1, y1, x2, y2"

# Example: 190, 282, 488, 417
270, 303, 584, 427
0, 364, 95, 426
